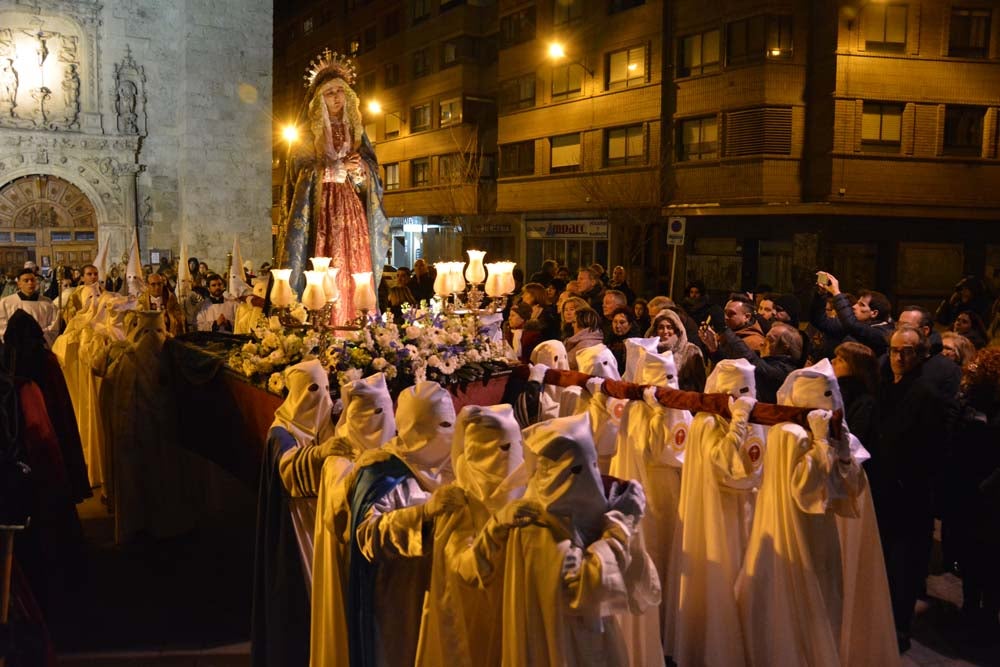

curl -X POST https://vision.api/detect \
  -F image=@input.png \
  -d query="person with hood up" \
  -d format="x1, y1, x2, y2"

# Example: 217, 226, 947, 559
404, 404, 526, 667
455, 411, 659, 666
664, 358, 765, 666
308, 372, 396, 667
253, 359, 340, 667
735, 359, 868, 667
343, 381, 457, 667
558, 344, 625, 473
529, 339, 570, 421
650, 309, 706, 392
609, 347, 692, 665
776, 360, 898, 667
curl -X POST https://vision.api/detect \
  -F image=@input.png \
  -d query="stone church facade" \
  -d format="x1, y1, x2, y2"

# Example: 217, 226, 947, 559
0, 0, 272, 276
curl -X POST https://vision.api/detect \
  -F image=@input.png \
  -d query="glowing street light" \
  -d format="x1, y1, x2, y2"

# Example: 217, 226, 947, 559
367, 100, 383, 115
546, 41, 594, 76
281, 125, 299, 143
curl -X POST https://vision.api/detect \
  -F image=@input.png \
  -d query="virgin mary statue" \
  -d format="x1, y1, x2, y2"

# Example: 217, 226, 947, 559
276, 49, 390, 324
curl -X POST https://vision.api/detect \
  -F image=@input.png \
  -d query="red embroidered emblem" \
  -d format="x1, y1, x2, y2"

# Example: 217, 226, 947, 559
747, 441, 762, 464
673, 427, 687, 450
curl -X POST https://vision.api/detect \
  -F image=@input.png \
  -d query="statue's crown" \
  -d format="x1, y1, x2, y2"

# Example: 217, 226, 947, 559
304, 49, 356, 88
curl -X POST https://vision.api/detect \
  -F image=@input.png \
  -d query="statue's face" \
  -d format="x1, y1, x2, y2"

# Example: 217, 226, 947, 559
323, 84, 346, 117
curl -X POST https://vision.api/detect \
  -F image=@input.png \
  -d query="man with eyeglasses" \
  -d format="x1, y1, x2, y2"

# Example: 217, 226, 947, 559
0, 267, 59, 345
869, 323, 956, 654
896, 305, 961, 399
139, 272, 186, 336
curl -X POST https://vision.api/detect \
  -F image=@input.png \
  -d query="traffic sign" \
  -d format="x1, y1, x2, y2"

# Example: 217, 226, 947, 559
667, 216, 686, 246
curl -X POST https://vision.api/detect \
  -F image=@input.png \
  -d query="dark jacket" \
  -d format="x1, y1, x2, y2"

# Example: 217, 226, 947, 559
716, 329, 797, 404
829, 292, 893, 356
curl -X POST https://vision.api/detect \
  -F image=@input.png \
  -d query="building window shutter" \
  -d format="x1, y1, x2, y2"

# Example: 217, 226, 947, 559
724, 107, 792, 156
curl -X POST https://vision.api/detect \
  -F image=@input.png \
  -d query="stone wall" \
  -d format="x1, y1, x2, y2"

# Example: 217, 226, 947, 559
0, 0, 273, 273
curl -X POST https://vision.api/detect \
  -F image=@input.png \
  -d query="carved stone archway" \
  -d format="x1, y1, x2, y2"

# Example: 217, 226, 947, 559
0, 173, 96, 272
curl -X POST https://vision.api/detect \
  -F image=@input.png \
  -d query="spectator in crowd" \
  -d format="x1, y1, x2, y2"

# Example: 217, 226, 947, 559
408, 258, 435, 304
817, 271, 894, 356
830, 341, 880, 451
559, 295, 587, 339
608, 265, 635, 304
700, 319, 800, 403
651, 308, 706, 392
556, 266, 571, 282
387, 285, 417, 323
940, 332, 976, 368
935, 275, 991, 327
140, 272, 185, 336
590, 262, 609, 287
604, 306, 640, 375
633, 297, 650, 334
506, 301, 544, 363
870, 324, 955, 653
952, 310, 988, 350
898, 305, 962, 398
575, 267, 603, 313
721, 297, 766, 353
681, 280, 724, 330
943, 348, 1000, 639
518, 282, 561, 341
601, 289, 627, 335
564, 306, 603, 370
646, 295, 674, 320
543, 278, 566, 306
756, 295, 776, 334
528, 259, 558, 286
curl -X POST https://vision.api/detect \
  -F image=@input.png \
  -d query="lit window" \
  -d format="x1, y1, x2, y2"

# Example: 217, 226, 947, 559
411, 103, 431, 131
949, 8, 991, 58
678, 30, 720, 77
861, 103, 903, 153
384, 163, 399, 190
440, 98, 462, 126
552, 64, 584, 100
607, 46, 646, 90
943, 106, 985, 157
863, 4, 907, 52
727, 15, 793, 65
412, 158, 430, 186
605, 125, 645, 166
550, 134, 581, 172
678, 116, 718, 161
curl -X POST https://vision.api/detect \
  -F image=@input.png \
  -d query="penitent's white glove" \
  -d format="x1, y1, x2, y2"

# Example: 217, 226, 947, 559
642, 386, 661, 409
728, 395, 756, 442
807, 409, 832, 445
529, 362, 549, 384
585, 376, 605, 397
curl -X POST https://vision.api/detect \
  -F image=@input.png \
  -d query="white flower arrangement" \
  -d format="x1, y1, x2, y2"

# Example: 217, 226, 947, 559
225, 305, 513, 396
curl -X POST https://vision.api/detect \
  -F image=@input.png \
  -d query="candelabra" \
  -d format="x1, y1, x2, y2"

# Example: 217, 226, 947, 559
433, 253, 516, 316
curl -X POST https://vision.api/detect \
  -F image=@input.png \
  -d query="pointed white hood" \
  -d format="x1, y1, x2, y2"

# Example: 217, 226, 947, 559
230, 236, 251, 297
776, 358, 842, 412
576, 343, 621, 381
523, 412, 607, 541
452, 403, 524, 510
634, 347, 680, 389
624, 336, 660, 382
705, 358, 757, 399
335, 372, 395, 455
271, 359, 336, 448
390, 380, 456, 484
530, 339, 570, 370
125, 233, 144, 296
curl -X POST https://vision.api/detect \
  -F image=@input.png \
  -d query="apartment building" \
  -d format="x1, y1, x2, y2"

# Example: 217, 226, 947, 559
669, 0, 1000, 304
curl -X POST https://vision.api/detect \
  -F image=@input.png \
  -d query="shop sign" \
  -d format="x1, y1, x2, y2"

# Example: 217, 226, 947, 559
526, 220, 607, 239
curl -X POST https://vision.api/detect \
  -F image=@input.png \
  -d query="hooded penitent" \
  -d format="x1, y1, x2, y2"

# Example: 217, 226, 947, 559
665, 357, 764, 665
776, 359, 896, 667
271, 359, 336, 451
389, 380, 456, 488
735, 358, 866, 667
412, 403, 526, 667
531, 339, 570, 420
451, 404, 524, 510
561, 344, 626, 468
334, 372, 395, 455
623, 336, 659, 383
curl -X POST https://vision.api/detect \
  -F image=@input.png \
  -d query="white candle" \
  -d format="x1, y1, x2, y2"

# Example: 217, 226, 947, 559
324, 267, 340, 303
433, 262, 451, 297
496, 261, 516, 294
310, 256, 331, 272
484, 263, 504, 297
352, 272, 376, 312
270, 268, 294, 307
302, 270, 327, 310
465, 250, 486, 284
447, 261, 467, 294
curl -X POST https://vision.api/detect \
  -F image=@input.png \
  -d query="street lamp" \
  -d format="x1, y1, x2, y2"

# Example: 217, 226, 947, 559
281, 124, 299, 143
547, 41, 594, 76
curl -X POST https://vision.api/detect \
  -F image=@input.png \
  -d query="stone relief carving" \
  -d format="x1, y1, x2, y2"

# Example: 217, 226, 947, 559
0, 22, 81, 131
114, 46, 146, 136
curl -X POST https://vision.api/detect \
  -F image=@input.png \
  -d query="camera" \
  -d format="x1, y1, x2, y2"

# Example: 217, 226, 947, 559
816, 271, 831, 287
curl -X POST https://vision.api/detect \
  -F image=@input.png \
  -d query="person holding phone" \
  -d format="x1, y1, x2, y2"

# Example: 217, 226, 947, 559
814, 271, 894, 356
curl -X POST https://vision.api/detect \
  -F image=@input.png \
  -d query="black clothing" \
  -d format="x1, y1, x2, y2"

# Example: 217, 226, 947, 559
716, 329, 797, 403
